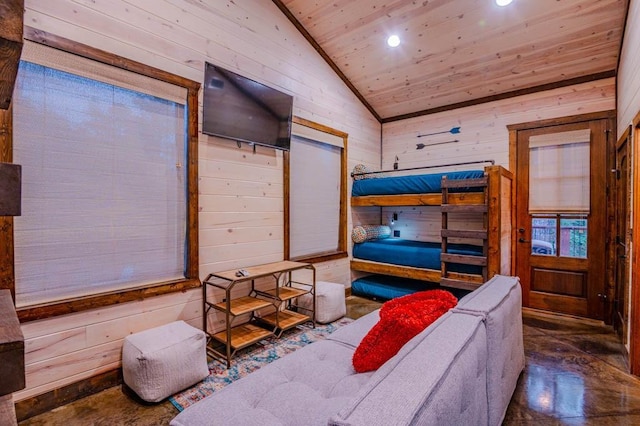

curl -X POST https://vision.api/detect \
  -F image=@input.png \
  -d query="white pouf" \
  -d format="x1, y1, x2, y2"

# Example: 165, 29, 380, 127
122, 320, 209, 402
298, 281, 346, 324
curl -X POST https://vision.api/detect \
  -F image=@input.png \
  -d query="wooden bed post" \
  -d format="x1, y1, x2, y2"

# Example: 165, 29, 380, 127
486, 165, 514, 278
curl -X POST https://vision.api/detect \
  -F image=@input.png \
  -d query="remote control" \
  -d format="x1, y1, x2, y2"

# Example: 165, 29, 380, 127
235, 269, 249, 277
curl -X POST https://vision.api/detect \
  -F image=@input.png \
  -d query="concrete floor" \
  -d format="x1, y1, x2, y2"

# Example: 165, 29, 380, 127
19, 295, 640, 425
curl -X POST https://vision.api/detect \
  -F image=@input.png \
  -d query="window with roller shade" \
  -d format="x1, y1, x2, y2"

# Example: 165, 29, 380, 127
528, 129, 590, 258
11, 41, 195, 308
287, 119, 347, 262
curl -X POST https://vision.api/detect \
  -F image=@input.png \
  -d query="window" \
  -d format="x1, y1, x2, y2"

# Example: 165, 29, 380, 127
531, 215, 587, 258
285, 117, 347, 262
529, 128, 591, 259
2, 33, 200, 320
529, 129, 590, 213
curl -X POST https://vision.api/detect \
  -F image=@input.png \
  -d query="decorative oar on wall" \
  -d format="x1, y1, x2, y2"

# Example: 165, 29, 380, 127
416, 126, 461, 150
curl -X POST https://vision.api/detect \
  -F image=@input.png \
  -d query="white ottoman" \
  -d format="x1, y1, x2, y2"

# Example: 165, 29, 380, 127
298, 281, 346, 324
122, 321, 209, 402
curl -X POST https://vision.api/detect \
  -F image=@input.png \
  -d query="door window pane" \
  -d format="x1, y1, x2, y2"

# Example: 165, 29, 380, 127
532, 217, 556, 256
560, 218, 587, 258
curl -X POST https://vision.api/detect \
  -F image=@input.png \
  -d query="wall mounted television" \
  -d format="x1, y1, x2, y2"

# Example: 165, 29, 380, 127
202, 62, 293, 150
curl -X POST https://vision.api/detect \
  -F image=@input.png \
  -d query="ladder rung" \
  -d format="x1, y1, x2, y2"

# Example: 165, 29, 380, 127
440, 278, 482, 291
441, 229, 488, 239
441, 204, 488, 213
441, 253, 487, 266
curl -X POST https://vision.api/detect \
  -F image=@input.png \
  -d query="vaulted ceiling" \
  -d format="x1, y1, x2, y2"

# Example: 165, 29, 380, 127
274, 0, 628, 122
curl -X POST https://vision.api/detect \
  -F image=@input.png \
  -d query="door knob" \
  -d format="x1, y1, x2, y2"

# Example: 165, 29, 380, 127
518, 237, 531, 243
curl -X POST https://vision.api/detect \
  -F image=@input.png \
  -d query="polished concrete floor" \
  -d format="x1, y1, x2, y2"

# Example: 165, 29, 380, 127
19, 296, 640, 425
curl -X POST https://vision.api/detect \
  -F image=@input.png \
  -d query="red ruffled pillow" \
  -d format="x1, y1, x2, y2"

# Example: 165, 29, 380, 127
379, 289, 458, 318
352, 290, 458, 373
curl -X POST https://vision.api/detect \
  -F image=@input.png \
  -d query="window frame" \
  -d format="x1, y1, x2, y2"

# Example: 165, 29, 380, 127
0, 28, 200, 322
284, 116, 348, 263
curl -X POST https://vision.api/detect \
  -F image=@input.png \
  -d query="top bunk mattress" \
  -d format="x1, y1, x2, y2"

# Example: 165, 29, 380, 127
352, 169, 485, 197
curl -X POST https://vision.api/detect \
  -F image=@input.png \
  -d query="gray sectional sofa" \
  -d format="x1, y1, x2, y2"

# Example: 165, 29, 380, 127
170, 274, 525, 426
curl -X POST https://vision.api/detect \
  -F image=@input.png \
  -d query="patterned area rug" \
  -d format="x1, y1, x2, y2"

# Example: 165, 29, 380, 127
169, 317, 354, 411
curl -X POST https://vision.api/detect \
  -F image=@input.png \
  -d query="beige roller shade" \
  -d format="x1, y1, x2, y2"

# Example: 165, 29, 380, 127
529, 129, 591, 214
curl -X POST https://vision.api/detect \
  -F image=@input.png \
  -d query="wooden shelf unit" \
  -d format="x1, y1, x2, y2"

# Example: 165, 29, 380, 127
203, 261, 316, 367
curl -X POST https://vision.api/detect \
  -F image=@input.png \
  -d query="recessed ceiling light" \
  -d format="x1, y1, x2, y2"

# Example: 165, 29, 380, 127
387, 35, 400, 47
496, 0, 513, 6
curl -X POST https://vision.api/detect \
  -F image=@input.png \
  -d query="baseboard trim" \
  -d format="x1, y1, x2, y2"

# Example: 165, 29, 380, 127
15, 368, 122, 422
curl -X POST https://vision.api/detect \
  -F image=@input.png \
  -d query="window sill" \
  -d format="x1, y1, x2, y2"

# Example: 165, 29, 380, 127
290, 251, 349, 264
17, 277, 201, 322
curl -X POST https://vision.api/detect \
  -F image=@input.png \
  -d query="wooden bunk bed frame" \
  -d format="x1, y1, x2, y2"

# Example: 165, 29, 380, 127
351, 164, 514, 291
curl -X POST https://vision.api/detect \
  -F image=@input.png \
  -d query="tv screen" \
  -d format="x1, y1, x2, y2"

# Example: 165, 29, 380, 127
202, 62, 293, 150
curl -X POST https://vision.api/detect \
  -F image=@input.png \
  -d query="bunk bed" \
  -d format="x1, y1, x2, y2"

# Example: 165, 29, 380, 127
350, 162, 513, 293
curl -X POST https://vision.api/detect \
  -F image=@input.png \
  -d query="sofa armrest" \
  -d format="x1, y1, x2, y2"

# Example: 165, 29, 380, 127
453, 274, 525, 426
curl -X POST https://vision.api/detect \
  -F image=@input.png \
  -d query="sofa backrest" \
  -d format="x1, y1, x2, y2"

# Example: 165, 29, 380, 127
329, 311, 489, 426
327, 309, 380, 349
453, 274, 525, 426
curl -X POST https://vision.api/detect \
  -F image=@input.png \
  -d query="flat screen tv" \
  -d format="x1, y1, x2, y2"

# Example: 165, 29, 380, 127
202, 62, 293, 150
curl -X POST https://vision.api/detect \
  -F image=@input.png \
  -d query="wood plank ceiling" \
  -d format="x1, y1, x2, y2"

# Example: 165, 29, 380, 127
275, 0, 628, 122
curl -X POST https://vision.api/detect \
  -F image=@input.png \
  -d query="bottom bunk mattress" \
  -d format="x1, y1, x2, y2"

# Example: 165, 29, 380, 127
352, 238, 483, 274
351, 274, 470, 301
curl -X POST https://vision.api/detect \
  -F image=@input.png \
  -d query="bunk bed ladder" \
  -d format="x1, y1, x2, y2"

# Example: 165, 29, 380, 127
440, 174, 489, 291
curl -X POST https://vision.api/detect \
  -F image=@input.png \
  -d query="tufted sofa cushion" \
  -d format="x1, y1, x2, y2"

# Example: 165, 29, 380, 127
453, 274, 525, 426
329, 311, 488, 426
170, 339, 374, 426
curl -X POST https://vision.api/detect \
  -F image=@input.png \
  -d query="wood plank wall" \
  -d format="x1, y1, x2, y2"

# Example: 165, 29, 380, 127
15, 0, 380, 402
380, 78, 615, 248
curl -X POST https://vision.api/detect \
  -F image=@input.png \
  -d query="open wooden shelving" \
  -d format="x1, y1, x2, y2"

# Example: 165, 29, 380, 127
203, 261, 316, 367
256, 286, 309, 301
259, 310, 311, 331
209, 296, 273, 316
211, 323, 273, 350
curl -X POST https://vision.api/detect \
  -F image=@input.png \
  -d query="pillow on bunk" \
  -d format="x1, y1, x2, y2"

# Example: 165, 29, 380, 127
352, 164, 374, 180
352, 290, 458, 373
351, 225, 392, 243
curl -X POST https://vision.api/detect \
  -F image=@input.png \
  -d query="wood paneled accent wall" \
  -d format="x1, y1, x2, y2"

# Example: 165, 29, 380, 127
14, 0, 380, 415
380, 78, 615, 252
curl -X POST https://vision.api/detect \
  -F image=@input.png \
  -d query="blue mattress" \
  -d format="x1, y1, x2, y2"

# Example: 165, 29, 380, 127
352, 238, 483, 274
352, 170, 485, 197
351, 274, 471, 301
